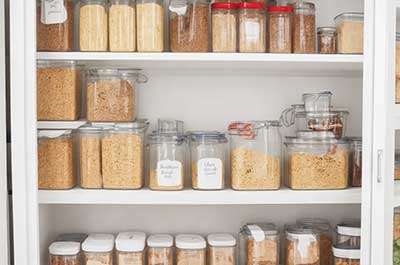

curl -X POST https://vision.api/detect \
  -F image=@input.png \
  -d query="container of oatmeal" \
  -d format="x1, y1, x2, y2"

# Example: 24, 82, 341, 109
332, 247, 360, 265
267, 5, 293, 53
292, 1, 316, 54
395, 149, 400, 180
228, 120, 281, 190
116, 232, 146, 265
147, 234, 174, 265
318, 27, 337, 54
335, 12, 364, 54
49, 241, 81, 265
238, 2, 266, 53
335, 221, 361, 249
137, 0, 164, 52
109, 0, 136, 52
176, 234, 206, 265
207, 234, 237, 265
82, 234, 114, 265
239, 223, 279, 265
211, 2, 239, 53
285, 225, 320, 265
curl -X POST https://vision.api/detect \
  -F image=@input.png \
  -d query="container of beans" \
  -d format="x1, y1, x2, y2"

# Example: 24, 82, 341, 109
109, 0, 136, 52
332, 247, 360, 265
336, 221, 361, 249
293, 1, 316, 54
115, 232, 146, 265
211, 2, 239, 53
318, 27, 337, 54
82, 234, 114, 265
49, 241, 81, 265
37, 0, 74, 51
137, 0, 164, 52
176, 234, 206, 265
335, 12, 364, 54
207, 234, 237, 265
147, 234, 174, 265
238, 2, 266, 53
285, 225, 320, 265
267, 5, 293, 53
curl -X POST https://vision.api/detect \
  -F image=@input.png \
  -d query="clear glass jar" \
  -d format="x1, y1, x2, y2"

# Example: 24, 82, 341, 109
102, 121, 149, 189
37, 0, 74, 51
137, 0, 164, 52
239, 223, 279, 265
82, 234, 114, 265
211, 2, 239, 53
176, 234, 206, 265
79, 0, 108, 51
56, 233, 88, 243
348, 137, 362, 187
332, 247, 360, 265
229, 121, 281, 190
267, 5, 293, 53
49, 241, 81, 265
317, 27, 337, 54
280, 104, 305, 128
169, 0, 210, 52
190, 131, 227, 190
335, 221, 361, 249
38, 130, 76, 190
302, 91, 332, 113
285, 225, 320, 265
157, 119, 185, 134
109, 0, 136, 52
116, 232, 146, 265
396, 149, 400, 180
37, 60, 81, 121
335, 12, 364, 54
207, 234, 237, 265
293, 1, 315, 54
285, 131, 350, 190
147, 234, 174, 265
238, 2, 266, 53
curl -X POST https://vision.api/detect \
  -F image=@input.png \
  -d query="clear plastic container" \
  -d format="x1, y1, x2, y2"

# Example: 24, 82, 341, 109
176, 234, 206, 265
190, 131, 227, 190
318, 27, 337, 54
137, 0, 164, 52
285, 225, 320, 265
207, 234, 237, 265
147, 234, 174, 265
293, 1, 316, 54
332, 247, 360, 265
211, 2, 239, 53
267, 5, 293, 53
79, 0, 108, 51
37, 0, 74, 51
348, 137, 362, 187
229, 121, 281, 190
239, 223, 279, 265
109, 0, 136, 52
238, 2, 266, 53
37, 60, 81, 121
169, 0, 210, 52
396, 149, 400, 180
56, 233, 88, 243
336, 221, 361, 249
115, 232, 146, 265
302, 91, 332, 113
280, 104, 305, 128
335, 12, 364, 54
82, 234, 114, 265
49, 241, 81, 265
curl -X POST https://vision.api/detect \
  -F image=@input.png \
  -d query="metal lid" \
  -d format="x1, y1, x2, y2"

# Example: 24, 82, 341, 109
293, 1, 314, 9
189, 131, 227, 143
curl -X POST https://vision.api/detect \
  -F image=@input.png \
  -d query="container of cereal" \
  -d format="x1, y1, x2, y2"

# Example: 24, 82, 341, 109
239, 223, 279, 265
332, 247, 360, 265
147, 234, 174, 265
115, 232, 146, 265
109, 0, 136, 52
396, 149, 400, 180
207, 234, 237, 265
317, 27, 337, 54
302, 91, 332, 113
211, 2, 239, 53
336, 221, 361, 249
49, 241, 81, 265
37, 60, 81, 121
228, 121, 281, 190
267, 5, 293, 53
82, 234, 114, 265
348, 137, 362, 187
137, 0, 164, 52
285, 225, 320, 265
292, 1, 316, 54
238, 2, 266, 53
335, 12, 364, 54
176, 234, 206, 265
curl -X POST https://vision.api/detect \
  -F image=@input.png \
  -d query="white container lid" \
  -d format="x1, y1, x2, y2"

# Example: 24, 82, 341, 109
116, 232, 146, 252
147, 234, 174, 248
332, 247, 360, 259
82, 234, 115, 253
38, 130, 72, 138
207, 234, 236, 247
49, 241, 81, 256
176, 234, 206, 250
337, 225, 361, 237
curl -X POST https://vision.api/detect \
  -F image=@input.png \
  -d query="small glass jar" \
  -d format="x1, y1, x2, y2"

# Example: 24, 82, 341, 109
348, 137, 362, 187
317, 27, 337, 54
332, 247, 360, 265
239, 223, 279, 265
280, 104, 305, 128
56, 233, 88, 243
293, 1, 316, 54
147, 234, 174, 265
49, 241, 81, 265
109, 0, 136, 52
79, 0, 108, 51
82, 234, 114, 265
395, 149, 400, 180
302, 91, 332, 113
176, 234, 206, 265
238, 2, 266, 53
335, 221, 361, 249
190, 131, 227, 190
267, 5, 293, 53
335, 12, 364, 54
37, 0, 74, 51
207, 234, 237, 265
285, 225, 320, 265
116, 232, 146, 265
229, 121, 281, 190
211, 2, 239, 53
137, 0, 164, 52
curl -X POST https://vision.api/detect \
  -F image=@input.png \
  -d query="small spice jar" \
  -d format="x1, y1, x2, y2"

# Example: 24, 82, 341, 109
190, 131, 227, 190
147, 234, 174, 265
317, 27, 337, 54
82, 234, 114, 265
49, 241, 81, 265
332, 247, 360, 265
335, 12, 364, 54
176, 234, 206, 265
109, 0, 136, 52
211, 2, 238, 53
238, 2, 266, 53
79, 0, 109, 51
207, 234, 237, 265
137, 0, 164, 52
292, 1, 316, 54
267, 5, 293, 53
348, 137, 362, 187
335, 221, 361, 249
239, 223, 279, 265
285, 225, 320, 265
115, 232, 146, 265
37, 0, 74, 51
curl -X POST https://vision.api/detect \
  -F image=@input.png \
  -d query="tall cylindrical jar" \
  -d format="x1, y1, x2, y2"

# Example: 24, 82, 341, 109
147, 234, 174, 265
137, 0, 164, 52
79, 0, 108, 51
211, 2, 239, 53
109, 0, 136, 52
267, 5, 293, 53
238, 2, 266, 53
317, 27, 337, 54
49, 241, 81, 265
292, 1, 316, 54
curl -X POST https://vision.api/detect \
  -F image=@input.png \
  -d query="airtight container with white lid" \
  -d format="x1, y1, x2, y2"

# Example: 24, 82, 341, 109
147, 234, 174, 265
82, 234, 115, 265
207, 234, 237, 265
116, 232, 146, 265
336, 221, 361, 249
332, 247, 360, 265
49, 241, 81, 265
176, 234, 206, 265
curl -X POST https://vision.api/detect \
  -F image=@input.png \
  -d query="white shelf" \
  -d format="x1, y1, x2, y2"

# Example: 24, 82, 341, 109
38, 187, 362, 205
37, 120, 87, 130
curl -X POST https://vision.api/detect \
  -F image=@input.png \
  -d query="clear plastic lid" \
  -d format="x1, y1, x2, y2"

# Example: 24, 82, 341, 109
147, 234, 174, 248
285, 224, 318, 240
38, 130, 72, 139
285, 131, 348, 144
156, 119, 184, 134
116, 232, 146, 252
37, 60, 77, 69
207, 233, 236, 247
176, 234, 206, 250
78, 124, 104, 135
332, 247, 360, 259
82, 234, 115, 253
80, 0, 108, 4
148, 132, 187, 144
189, 131, 227, 143
105, 120, 150, 133
49, 241, 81, 256
110, 0, 135, 4
241, 223, 278, 241
334, 12, 364, 23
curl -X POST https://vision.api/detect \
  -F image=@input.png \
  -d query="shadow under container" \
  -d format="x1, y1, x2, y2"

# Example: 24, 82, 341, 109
238, 2, 266, 53
292, 1, 316, 54
211, 2, 239, 53
207, 234, 237, 265
136, 0, 164, 52
334, 12, 364, 54
285, 225, 320, 265
228, 121, 282, 190
82, 234, 114, 265
147, 234, 174, 265
176, 234, 206, 265
332, 247, 360, 265
49, 241, 81, 265
267, 5, 293, 54
335, 221, 361, 249
116, 232, 146, 265
190, 131, 227, 190
109, 0, 137, 52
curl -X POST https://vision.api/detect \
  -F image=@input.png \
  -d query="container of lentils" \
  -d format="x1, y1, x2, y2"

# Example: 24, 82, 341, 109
238, 2, 266, 53
207, 234, 237, 265
267, 5, 293, 53
109, 0, 136, 52
211, 2, 239, 53
293, 1, 316, 54
318, 27, 337, 54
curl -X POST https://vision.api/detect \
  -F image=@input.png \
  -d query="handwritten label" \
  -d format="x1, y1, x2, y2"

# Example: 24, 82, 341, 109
197, 158, 223, 189
41, 0, 67, 25
157, 160, 182, 186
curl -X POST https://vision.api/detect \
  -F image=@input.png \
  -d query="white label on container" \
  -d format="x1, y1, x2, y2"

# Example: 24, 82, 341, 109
41, 0, 67, 25
287, 233, 318, 262
157, 160, 182, 186
247, 225, 265, 242
197, 158, 223, 189
244, 21, 260, 41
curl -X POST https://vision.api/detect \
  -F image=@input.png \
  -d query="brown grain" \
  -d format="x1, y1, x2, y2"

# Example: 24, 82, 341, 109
247, 239, 278, 265
83, 252, 113, 265
336, 20, 363, 54
116, 251, 144, 265
318, 34, 336, 54
50, 255, 80, 265
208, 246, 235, 265
79, 134, 102, 189
269, 12, 292, 53
334, 258, 360, 265
176, 249, 206, 265
320, 234, 333, 265
148, 247, 174, 265
293, 14, 315, 53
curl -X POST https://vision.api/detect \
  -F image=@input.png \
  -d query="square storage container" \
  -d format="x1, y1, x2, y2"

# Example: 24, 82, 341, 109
49, 241, 81, 265
109, 0, 136, 52
82, 234, 114, 265
335, 12, 364, 54
147, 234, 174, 265
332, 247, 360, 265
136, 0, 164, 52
176, 234, 206, 265
115, 232, 146, 265
207, 234, 236, 265
336, 221, 361, 249
285, 225, 320, 265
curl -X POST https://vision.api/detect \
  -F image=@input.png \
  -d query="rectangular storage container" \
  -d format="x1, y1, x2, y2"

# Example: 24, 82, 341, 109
285, 225, 320, 265
176, 234, 206, 265
147, 234, 174, 265
211, 2, 238, 53
115, 232, 146, 265
136, 0, 164, 52
82, 234, 114, 265
335, 12, 364, 54
238, 2, 266, 53
49, 241, 81, 265
207, 234, 237, 265
109, 0, 136, 52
